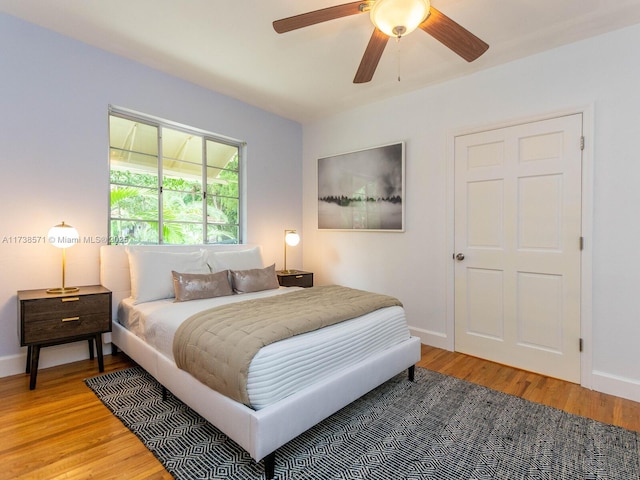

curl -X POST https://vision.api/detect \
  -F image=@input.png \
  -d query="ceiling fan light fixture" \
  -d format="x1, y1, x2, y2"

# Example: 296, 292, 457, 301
370, 0, 430, 38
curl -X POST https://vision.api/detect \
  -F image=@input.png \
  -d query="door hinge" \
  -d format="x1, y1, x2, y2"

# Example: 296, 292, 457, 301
579, 338, 583, 352
580, 136, 585, 151
579, 236, 584, 250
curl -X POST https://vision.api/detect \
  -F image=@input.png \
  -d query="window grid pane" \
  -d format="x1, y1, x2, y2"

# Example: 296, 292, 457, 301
162, 222, 204, 245
163, 190, 203, 222
207, 224, 239, 244
109, 116, 158, 156
162, 127, 203, 164
110, 185, 158, 220
110, 219, 159, 245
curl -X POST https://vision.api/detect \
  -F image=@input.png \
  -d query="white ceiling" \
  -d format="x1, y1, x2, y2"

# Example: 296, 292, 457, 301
3, 0, 640, 123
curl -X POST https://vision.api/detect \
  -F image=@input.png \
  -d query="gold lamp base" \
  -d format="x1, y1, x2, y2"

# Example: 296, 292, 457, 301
46, 286, 80, 294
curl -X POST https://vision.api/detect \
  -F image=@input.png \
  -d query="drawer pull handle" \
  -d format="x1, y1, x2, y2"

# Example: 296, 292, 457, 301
61, 297, 80, 302
295, 275, 303, 279
62, 316, 80, 322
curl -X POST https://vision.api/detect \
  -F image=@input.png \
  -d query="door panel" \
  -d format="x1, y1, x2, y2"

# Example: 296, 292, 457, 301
518, 174, 562, 250
467, 179, 503, 248
517, 271, 563, 352
466, 267, 504, 340
454, 114, 582, 383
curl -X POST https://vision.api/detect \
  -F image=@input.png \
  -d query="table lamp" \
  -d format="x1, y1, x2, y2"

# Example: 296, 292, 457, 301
46, 221, 80, 294
282, 229, 300, 274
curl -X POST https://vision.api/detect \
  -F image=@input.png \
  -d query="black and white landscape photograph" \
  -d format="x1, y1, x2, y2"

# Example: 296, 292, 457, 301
318, 143, 404, 231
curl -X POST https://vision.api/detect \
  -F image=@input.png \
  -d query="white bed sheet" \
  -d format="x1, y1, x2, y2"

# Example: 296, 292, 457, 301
118, 287, 299, 357
118, 287, 410, 409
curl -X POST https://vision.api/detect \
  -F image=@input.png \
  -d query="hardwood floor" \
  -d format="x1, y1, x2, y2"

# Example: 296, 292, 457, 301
1, 346, 638, 479
418, 345, 640, 433
1, 354, 171, 480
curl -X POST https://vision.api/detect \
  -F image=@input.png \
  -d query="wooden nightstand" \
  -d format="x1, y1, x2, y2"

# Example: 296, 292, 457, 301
276, 270, 314, 288
18, 285, 112, 390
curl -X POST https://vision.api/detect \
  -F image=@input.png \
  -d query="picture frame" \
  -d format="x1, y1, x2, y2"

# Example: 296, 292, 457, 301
318, 142, 405, 231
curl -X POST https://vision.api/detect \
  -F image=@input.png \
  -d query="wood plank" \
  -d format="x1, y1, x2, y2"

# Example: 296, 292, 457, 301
0, 353, 172, 480
0, 347, 637, 478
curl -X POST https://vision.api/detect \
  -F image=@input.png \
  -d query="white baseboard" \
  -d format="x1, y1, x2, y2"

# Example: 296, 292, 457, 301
409, 327, 451, 351
590, 370, 640, 403
0, 341, 113, 379
0, 352, 28, 378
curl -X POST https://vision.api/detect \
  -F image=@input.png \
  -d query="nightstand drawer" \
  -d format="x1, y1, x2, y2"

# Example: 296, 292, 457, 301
22, 293, 110, 320
277, 271, 314, 288
22, 312, 110, 345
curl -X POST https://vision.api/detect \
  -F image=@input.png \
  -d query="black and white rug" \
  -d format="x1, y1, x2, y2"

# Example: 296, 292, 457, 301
85, 367, 639, 479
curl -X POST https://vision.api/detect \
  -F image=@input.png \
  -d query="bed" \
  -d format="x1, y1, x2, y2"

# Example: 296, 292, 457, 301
99, 244, 421, 478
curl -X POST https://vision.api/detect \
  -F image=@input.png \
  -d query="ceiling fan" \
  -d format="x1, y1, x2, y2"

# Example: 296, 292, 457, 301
273, 0, 489, 84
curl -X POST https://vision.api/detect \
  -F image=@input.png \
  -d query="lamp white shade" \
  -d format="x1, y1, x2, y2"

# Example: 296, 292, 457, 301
285, 231, 300, 247
370, 0, 430, 37
48, 222, 79, 248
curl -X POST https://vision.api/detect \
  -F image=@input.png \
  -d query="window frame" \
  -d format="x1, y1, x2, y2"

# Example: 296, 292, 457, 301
108, 106, 244, 245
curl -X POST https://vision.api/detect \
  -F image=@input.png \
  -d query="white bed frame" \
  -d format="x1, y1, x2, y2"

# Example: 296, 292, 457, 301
100, 244, 421, 478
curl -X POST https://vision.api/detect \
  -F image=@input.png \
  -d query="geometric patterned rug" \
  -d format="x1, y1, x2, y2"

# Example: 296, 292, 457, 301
85, 366, 639, 480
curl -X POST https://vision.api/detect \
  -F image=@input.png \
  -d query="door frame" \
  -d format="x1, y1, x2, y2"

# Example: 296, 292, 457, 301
444, 106, 594, 388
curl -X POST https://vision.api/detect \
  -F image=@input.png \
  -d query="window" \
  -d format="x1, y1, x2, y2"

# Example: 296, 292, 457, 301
108, 108, 242, 244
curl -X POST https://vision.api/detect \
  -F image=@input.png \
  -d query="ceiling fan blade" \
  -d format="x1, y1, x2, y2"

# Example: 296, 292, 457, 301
419, 7, 489, 62
273, 1, 366, 34
353, 28, 389, 84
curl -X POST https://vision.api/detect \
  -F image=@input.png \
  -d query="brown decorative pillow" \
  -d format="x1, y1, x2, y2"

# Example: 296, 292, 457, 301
172, 270, 233, 302
230, 264, 279, 293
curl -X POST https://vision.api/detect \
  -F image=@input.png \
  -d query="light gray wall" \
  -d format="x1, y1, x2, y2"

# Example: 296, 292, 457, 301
303, 24, 640, 402
0, 13, 302, 374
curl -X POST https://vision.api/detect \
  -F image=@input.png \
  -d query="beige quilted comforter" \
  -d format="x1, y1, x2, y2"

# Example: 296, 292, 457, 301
172, 285, 403, 407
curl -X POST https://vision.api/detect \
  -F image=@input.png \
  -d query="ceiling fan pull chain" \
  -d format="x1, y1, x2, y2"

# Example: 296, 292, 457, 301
396, 36, 402, 82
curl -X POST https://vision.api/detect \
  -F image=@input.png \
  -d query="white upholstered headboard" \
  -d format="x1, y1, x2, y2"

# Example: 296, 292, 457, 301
99, 244, 262, 321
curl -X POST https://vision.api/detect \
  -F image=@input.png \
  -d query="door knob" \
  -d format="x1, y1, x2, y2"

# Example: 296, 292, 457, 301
456, 253, 465, 261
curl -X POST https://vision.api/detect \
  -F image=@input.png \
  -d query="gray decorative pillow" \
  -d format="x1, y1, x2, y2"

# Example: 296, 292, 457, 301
231, 264, 279, 293
172, 270, 233, 302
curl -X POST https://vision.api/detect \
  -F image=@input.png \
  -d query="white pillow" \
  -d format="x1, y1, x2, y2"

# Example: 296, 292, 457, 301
126, 249, 209, 304
206, 246, 264, 273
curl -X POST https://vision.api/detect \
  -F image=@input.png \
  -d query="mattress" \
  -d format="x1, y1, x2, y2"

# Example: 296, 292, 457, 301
118, 287, 410, 409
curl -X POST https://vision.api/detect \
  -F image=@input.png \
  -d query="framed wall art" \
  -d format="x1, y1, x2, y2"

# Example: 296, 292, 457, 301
318, 142, 405, 231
